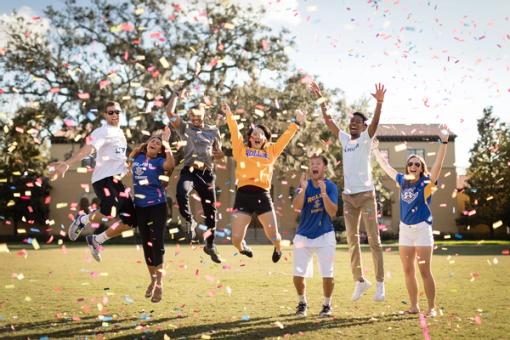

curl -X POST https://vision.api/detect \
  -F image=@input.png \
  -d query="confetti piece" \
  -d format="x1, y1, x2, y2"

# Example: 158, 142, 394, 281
25, 296, 32, 302
159, 57, 170, 69
32, 238, 40, 250
394, 143, 407, 152
274, 321, 284, 329
78, 92, 90, 100
492, 220, 503, 229
0, 243, 9, 253
223, 23, 235, 29
121, 230, 134, 238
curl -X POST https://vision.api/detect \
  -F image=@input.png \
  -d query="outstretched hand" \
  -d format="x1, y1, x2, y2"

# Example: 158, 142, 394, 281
300, 173, 309, 191
295, 109, 306, 124
309, 81, 323, 99
162, 126, 171, 142
438, 124, 449, 143
220, 102, 232, 116
47, 161, 69, 180
371, 83, 386, 103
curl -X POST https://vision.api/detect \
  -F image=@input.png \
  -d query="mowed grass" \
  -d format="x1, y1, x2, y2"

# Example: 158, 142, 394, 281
1, 243, 509, 339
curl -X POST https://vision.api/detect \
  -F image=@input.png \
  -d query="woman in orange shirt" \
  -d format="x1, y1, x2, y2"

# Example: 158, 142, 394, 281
221, 103, 305, 262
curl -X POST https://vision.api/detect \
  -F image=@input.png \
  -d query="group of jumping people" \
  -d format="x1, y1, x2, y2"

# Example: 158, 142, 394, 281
49, 81, 448, 317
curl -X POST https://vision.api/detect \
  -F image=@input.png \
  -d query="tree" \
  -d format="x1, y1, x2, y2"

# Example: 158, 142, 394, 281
0, 104, 54, 236
0, 0, 293, 143
461, 106, 510, 237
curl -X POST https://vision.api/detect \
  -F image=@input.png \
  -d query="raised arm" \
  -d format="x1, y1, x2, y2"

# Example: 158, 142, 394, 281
222, 102, 244, 158
48, 143, 94, 179
372, 139, 398, 182
310, 81, 340, 137
429, 127, 449, 183
162, 126, 175, 171
368, 83, 386, 138
165, 91, 183, 129
271, 110, 304, 157
292, 173, 308, 211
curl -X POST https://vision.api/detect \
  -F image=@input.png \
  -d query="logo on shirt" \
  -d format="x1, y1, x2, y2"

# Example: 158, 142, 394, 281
307, 194, 324, 214
246, 149, 269, 159
343, 143, 359, 153
116, 146, 126, 154
401, 188, 419, 204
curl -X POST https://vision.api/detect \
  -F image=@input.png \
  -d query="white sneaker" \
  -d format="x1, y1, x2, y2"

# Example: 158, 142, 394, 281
374, 281, 385, 302
86, 235, 102, 262
68, 214, 86, 241
352, 279, 372, 301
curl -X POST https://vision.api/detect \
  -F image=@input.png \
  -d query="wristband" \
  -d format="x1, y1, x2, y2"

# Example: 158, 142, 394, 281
442, 141, 448, 144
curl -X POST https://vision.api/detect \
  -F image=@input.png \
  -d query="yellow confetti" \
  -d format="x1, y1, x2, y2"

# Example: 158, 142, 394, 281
280, 240, 291, 248
122, 230, 134, 238
135, 7, 144, 15
32, 238, 40, 250
0, 243, 10, 253
17, 228, 26, 234
274, 321, 284, 329
159, 175, 170, 182
77, 167, 88, 173
493, 221, 503, 229
169, 228, 180, 234
5, 284, 15, 289
25, 296, 32, 302
56, 203, 68, 209
254, 109, 265, 117
394, 143, 407, 152
159, 57, 170, 69
97, 303, 103, 312
223, 22, 235, 29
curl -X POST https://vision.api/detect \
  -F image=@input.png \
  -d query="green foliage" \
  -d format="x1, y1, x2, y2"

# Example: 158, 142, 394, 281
461, 106, 510, 235
0, 104, 55, 228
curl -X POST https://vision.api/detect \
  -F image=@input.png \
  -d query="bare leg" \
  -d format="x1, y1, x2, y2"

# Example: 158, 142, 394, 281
293, 276, 306, 296
231, 213, 252, 251
400, 246, 419, 313
257, 210, 281, 252
416, 246, 436, 313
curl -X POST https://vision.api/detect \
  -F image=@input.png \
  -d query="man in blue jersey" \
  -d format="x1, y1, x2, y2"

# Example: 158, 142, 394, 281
292, 154, 339, 317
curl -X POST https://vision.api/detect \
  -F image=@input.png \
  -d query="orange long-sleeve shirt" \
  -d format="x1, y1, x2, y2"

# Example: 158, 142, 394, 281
226, 113, 299, 191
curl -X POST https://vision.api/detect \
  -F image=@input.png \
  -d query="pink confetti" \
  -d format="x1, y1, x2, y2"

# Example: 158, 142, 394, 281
419, 313, 431, 340
99, 80, 109, 89
78, 92, 90, 100
474, 314, 482, 325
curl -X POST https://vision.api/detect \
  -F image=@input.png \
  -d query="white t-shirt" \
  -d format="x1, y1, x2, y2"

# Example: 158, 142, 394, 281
89, 124, 128, 184
339, 129, 374, 194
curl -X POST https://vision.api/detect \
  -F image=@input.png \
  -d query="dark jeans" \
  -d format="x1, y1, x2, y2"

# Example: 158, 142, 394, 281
176, 166, 217, 246
136, 203, 167, 267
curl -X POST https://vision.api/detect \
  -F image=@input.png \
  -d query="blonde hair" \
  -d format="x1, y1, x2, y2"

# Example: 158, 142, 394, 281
405, 154, 429, 178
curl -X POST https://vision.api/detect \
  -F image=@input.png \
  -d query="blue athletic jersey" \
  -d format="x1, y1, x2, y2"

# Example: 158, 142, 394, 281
296, 179, 338, 239
396, 173, 436, 225
132, 153, 167, 207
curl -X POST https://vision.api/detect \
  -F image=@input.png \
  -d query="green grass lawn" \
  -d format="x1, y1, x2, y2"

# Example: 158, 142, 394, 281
1, 242, 509, 339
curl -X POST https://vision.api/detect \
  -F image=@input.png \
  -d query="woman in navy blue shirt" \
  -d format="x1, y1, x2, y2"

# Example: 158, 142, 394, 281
129, 127, 175, 303
373, 127, 449, 317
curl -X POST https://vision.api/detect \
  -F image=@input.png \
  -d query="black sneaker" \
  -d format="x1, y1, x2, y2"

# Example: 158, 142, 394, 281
295, 302, 307, 316
203, 245, 222, 264
272, 248, 282, 263
319, 304, 332, 317
239, 240, 253, 258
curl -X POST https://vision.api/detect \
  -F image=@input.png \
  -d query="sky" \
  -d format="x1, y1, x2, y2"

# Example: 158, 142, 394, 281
1, 0, 509, 173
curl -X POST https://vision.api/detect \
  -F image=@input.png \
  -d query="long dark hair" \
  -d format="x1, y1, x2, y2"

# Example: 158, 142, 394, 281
247, 124, 271, 148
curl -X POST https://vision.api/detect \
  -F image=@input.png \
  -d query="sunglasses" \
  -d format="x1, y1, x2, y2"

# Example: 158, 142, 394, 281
106, 110, 121, 115
407, 161, 421, 168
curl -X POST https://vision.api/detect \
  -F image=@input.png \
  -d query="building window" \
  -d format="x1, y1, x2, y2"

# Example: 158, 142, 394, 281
407, 148, 425, 159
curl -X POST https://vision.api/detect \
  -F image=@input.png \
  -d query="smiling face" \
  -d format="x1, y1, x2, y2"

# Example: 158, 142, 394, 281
248, 127, 267, 150
146, 137, 163, 158
348, 113, 367, 137
405, 156, 425, 181
309, 157, 326, 181
103, 103, 121, 127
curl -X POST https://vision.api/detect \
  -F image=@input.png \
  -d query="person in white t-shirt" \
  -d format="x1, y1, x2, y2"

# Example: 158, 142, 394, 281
49, 101, 135, 262
310, 81, 387, 302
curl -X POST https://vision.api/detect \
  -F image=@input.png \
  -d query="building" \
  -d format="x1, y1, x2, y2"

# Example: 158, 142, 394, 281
376, 124, 459, 234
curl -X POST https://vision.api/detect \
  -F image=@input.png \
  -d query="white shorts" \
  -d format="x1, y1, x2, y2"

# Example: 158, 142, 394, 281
399, 221, 434, 247
293, 231, 336, 278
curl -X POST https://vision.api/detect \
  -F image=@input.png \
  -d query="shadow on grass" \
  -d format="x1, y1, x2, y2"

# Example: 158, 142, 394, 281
109, 312, 415, 339
0, 314, 184, 339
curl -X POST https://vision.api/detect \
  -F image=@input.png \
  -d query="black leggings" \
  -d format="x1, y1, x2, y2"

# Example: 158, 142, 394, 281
136, 203, 168, 267
176, 166, 217, 246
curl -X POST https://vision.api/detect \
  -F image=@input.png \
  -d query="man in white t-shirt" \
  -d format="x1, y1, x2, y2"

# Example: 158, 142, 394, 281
49, 101, 135, 262
310, 82, 387, 302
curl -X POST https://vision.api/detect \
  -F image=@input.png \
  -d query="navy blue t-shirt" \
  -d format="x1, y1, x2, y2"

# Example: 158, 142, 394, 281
296, 179, 338, 239
132, 153, 167, 207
